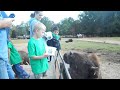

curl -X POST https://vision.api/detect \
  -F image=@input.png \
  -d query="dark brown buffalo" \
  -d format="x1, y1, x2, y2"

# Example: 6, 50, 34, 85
63, 51, 102, 79
65, 39, 73, 43
18, 51, 30, 65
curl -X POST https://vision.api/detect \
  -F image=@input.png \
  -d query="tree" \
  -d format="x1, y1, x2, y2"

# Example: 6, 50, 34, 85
59, 17, 74, 35
11, 30, 17, 38
70, 20, 80, 35
78, 11, 120, 37
16, 22, 28, 36
41, 17, 54, 32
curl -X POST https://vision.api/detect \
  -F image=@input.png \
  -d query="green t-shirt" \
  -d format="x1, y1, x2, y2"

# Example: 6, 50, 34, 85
8, 42, 22, 65
27, 37, 49, 74
52, 33, 60, 40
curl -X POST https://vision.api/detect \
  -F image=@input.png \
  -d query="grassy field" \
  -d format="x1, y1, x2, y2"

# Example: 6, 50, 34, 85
82, 37, 120, 41
11, 38, 120, 53
60, 38, 120, 53
11, 38, 120, 79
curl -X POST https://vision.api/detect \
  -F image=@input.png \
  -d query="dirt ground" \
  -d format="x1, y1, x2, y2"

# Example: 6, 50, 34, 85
99, 52, 120, 79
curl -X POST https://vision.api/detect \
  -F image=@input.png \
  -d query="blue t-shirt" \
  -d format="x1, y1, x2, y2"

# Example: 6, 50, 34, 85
0, 11, 10, 43
0, 11, 9, 60
6, 13, 15, 43
29, 18, 39, 38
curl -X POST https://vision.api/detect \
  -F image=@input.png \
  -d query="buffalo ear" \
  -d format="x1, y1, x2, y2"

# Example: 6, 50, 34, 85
63, 53, 67, 61
70, 51, 72, 56
69, 51, 74, 59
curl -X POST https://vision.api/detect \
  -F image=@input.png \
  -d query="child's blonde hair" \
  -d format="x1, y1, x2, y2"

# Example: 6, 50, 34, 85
33, 22, 46, 32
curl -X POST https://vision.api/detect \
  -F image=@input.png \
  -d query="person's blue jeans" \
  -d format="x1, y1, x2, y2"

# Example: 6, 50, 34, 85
0, 58, 15, 79
12, 63, 30, 79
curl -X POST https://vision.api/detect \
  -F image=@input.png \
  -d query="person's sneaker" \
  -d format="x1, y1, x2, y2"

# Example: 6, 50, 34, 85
22, 75, 30, 79
25, 75, 30, 79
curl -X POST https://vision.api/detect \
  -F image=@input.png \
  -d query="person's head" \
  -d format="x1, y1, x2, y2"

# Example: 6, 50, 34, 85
33, 22, 46, 38
52, 26, 59, 35
34, 11, 43, 21
30, 13, 35, 18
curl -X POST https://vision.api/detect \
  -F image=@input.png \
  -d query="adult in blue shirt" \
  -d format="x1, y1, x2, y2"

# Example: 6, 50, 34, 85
29, 11, 43, 38
0, 11, 15, 79
6, 13, 15, 43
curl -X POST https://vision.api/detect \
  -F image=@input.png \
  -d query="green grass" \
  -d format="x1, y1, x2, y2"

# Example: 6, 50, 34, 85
61, 39, 120, 53
86, 37, 120, 41
11, 38, 120, 53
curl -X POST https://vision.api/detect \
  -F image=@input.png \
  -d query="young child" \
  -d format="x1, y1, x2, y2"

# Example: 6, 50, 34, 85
47, 26, 61, 62
8, 39, 30, 79
52, 26, 61, 41
27, 22, 49, 79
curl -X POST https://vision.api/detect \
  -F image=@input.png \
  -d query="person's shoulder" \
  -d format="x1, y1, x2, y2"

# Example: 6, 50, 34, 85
52, 32, 54, 35
41, 37, 45, 41
58, 35, 60, 37
8, 41, 13, 45
32, 18, 38, 23
28, 38, 35, 44
28, 39, 36, 49
37, 38, 44, 43
1, 11, 8, 18
8, 41, 14, 48
58, 35, 60, 38
29, 18, 37, 24
52, 33, 56, 37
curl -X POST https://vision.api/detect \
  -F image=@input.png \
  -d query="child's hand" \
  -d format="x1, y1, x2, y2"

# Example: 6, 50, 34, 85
43, 53, 48, 58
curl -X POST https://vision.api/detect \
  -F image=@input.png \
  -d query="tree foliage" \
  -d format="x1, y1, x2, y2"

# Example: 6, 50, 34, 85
10, 11, 120, 38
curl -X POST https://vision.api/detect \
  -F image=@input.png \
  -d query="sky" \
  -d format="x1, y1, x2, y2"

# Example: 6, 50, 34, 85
5, 11, 82, 25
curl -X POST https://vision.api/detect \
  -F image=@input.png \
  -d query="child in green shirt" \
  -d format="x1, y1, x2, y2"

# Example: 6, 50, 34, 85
47, 26, 61, 62
27, 22, 49, 79
8, 40, 30, 79
52, 26, 61, 50
52, 27, 60, 41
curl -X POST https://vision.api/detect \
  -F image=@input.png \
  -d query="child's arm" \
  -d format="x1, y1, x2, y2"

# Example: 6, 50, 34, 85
7, 42, 12, 62
30, 53, 48, 60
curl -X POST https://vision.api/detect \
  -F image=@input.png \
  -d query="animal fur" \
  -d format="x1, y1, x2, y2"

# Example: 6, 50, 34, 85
63, 51, 102, 79
65, 39, 73, 43
18, 51, 30, 65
